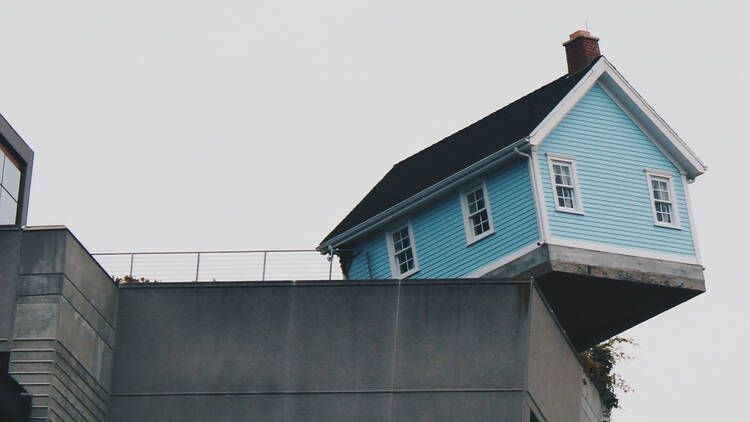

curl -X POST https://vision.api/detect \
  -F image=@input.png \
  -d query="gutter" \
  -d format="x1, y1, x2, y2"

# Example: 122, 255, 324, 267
513, 147, 545, 245
318, 137, 531, 252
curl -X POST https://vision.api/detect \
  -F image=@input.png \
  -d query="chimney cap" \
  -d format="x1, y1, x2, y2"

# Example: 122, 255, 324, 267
563, 30, 600, 46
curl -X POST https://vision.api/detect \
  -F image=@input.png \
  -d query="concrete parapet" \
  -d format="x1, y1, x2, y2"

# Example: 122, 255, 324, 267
108, 279, 593, 421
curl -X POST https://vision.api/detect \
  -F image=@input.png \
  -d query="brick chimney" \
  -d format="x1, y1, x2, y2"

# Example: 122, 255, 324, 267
563, 30, 601, 74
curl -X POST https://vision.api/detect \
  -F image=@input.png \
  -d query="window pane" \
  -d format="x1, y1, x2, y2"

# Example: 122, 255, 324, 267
0, 188, 17, 225
655, 202, 672, 223
392, 232, 401, 250
470, 210, 489, 236
1, 156, 20, 201
467, 189, 485, 214
556, 186, 575, 209
553, 163, 572, 186
397, 248, 414, 274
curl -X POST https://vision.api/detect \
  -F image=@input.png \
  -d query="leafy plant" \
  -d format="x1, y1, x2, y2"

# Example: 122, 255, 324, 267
114, 275, 157, 283
580, 337, 636, 416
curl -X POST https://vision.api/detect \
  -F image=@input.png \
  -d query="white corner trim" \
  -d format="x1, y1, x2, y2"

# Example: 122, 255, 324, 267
644, 169, 682, 229
467, 242, 541, 278
384, 220, 420, 279
459, 180, 496, 246
523, 149, 546, 243
681, 174, 703, 266
546, 153, 585, 215
547, 237, 698, 265
530, 148, 551, 242
528, 57, 706, 179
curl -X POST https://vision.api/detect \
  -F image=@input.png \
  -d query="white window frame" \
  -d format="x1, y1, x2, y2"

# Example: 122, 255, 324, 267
459, 181, 495, 245
645, 169, 681, 229
385, 220, 420, 279
546, 153, 584, 214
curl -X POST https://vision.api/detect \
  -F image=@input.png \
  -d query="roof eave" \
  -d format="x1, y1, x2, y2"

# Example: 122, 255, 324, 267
529, 57, 707, 179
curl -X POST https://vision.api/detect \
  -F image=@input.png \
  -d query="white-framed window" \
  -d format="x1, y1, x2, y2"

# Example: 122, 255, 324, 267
546, 153, 584, 214
645, 169, 681, 229
385, 221, 420, 279
459, 181, 495, 245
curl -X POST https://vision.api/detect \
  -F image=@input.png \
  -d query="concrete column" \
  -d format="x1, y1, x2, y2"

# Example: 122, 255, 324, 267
8, 227, 118, 421
0, 229, 22, 357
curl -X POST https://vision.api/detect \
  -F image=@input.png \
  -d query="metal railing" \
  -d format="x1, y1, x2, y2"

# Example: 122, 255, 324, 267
92, 249, 345, 283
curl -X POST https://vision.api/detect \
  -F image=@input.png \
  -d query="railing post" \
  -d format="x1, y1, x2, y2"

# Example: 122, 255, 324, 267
261, 251, 268, 281
195, 252, 201, 282
129, 253, 134, 278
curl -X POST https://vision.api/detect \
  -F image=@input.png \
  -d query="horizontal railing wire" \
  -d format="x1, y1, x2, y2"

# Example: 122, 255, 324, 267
91, 250, 347, 283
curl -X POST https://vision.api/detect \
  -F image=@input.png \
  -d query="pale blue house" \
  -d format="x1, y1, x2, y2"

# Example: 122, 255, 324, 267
318, 31, 707, 350
319, 31, 704, 279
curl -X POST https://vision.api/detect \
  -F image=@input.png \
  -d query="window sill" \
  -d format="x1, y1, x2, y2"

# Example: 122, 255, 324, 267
466, 230, 495, 246
653, 222, 682, 230
554, 207, 585, 215
395, 267, 420, 280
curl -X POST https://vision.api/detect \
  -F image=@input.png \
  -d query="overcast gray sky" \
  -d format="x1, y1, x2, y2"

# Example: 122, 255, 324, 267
1, 0, 746, 419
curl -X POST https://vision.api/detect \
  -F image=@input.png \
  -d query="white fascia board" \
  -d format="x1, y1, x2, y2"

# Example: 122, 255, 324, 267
319, 137, 531, 251
528, 57, 707, 180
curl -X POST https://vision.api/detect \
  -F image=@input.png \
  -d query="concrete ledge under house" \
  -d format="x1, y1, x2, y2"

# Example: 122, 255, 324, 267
480, 243, 705, 350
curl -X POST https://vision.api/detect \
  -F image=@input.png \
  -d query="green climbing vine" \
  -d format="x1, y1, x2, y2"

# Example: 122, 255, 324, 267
580, 336, 636, 416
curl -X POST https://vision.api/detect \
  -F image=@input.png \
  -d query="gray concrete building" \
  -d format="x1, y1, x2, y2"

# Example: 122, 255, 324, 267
3, 226, 613, 421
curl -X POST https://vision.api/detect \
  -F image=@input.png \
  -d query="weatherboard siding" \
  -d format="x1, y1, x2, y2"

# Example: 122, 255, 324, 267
537, 83, 695, 257
346, 160, 539, 279
346, 231, 392, 280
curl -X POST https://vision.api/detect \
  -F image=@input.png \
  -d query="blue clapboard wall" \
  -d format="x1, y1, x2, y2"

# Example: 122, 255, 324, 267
347, 160, 539, 279
537, 83, 695, 258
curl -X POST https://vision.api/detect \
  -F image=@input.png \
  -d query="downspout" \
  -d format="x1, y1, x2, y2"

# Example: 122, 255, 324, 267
514, 147, 546, 245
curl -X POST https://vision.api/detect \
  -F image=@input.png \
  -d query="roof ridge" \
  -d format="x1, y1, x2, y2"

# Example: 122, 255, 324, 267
392, 57, 599, 169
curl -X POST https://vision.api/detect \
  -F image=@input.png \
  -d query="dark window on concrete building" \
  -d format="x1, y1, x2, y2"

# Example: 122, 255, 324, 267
0, 352, 9, 374
0, 144, 21, 225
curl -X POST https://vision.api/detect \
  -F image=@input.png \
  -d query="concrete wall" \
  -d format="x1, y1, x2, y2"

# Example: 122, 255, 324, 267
108, 280, 539, 421
0, 229, 22, 354
1, 227, 606, 421
527, 288, 584, 422
8, 227, 118, 421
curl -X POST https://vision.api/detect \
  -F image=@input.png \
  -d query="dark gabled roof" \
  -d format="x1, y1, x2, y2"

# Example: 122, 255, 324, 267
320, 57, 600, 246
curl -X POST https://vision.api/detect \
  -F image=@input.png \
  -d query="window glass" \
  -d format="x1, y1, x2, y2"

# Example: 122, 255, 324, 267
1, 154, 21, 200
391, 226, 415, 275
646, 171, 679, 228
0, 187, 17, 224
461, 184, 495, 244
465, 188, 490, 236
549, 158, 582, 213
